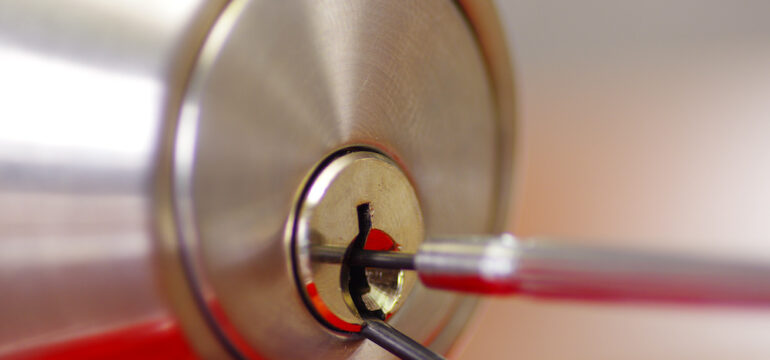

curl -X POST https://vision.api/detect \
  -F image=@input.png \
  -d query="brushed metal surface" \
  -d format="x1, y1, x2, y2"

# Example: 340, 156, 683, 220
0, 0, 228, 355
0, 0, 516, 358
173, 0, 505, 358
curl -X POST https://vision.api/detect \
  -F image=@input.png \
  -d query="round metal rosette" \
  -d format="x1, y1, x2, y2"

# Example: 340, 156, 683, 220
169, 0, 515, 358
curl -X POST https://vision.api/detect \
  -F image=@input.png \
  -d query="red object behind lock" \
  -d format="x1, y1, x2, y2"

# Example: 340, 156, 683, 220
5, 318, 198, 360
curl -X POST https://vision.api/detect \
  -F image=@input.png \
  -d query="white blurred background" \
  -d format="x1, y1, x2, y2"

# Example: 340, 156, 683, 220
459, 1, 770, 359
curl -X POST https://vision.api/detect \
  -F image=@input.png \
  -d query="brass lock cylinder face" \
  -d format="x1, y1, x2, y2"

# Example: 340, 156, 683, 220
291, 149, 424, 332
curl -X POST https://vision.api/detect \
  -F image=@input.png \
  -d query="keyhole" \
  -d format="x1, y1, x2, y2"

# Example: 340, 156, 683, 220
341, 203, 404, 320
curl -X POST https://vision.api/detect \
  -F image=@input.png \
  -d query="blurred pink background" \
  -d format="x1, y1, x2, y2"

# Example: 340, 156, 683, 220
459, 1, 770, 359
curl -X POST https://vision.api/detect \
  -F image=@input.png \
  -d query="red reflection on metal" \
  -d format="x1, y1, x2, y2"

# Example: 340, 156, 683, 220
304, 228, 399, 333
305, 282, 362, 332
365, 228, 399, 321
364, 229, 397, 251
0, 232, 407, 359
5, 318, 198, 360
418, 275, 519, 295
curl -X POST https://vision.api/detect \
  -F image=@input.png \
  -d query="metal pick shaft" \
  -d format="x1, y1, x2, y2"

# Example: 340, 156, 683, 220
413, 233, 770, 305
315, 233, 770, 306
360, 318, 445, 360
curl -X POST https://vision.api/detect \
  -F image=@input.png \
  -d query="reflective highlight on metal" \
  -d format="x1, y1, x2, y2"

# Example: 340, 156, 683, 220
416, 234, 519, 294
0, 0, 228, 357
0, 0, 515, 358
170, 0, 512, 358
417, 234, 770, 305
293, 150, 423, 331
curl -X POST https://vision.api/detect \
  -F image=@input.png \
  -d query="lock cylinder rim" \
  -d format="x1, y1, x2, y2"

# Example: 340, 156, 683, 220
289, 147, 425, 333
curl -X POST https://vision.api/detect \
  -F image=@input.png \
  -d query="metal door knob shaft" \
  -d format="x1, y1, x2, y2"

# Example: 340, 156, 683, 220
315, 233, 770, 306
0, 0, 514, 358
